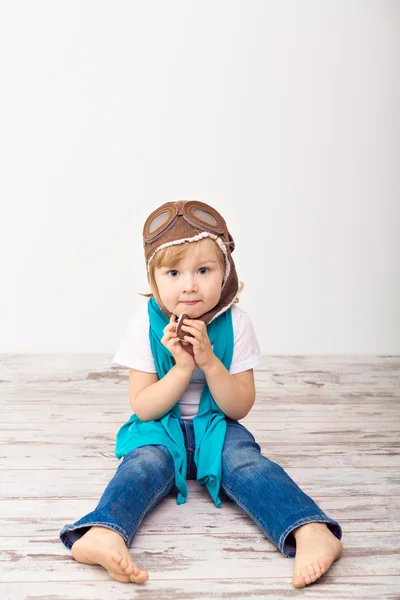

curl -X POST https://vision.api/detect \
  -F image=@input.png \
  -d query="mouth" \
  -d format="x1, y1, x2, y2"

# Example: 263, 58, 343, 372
182, 301, 199, 305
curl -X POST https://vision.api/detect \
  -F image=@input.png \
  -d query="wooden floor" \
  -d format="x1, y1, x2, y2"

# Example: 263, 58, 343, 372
0, 355, 399, 600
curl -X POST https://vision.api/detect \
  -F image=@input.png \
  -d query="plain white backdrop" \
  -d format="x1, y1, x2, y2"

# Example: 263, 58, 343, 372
1, 1, 399, 354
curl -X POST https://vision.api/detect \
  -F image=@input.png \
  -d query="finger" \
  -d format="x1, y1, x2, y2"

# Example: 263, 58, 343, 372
166, 336, 178, 347
163, 315, 177, 333
166, 330, 177, 340
182, 323, 200, 333
183, 318, 204, 330
167, 337, 182, 353
182, 319, 198, 330
180, 325, 199, 337
161, 335, 178, 351
183, 336, 199, 345
171, 315, 178, 332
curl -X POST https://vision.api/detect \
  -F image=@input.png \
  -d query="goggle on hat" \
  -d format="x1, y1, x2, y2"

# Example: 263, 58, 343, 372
143, 200, 240, 325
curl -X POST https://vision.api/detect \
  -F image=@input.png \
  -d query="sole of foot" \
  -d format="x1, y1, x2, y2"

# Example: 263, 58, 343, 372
71, 526, 149, 584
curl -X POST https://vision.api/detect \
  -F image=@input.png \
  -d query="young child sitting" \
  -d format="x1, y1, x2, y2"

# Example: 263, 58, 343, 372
59, 200, 343, 588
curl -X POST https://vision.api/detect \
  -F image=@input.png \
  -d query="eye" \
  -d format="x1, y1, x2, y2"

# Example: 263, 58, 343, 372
166, 267, 209, 277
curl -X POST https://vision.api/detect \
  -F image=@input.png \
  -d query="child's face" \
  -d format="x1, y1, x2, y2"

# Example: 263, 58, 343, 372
154, 238, 224, 318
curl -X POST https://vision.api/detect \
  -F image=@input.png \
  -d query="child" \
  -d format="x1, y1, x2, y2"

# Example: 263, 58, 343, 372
60, 200, 343, 588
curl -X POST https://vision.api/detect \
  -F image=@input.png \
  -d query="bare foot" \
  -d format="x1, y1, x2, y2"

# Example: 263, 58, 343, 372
71, 526, 149, 584
292, 522, 343, 588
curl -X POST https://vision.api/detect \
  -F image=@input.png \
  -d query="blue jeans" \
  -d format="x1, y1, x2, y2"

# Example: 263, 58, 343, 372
59, 418, 342, 558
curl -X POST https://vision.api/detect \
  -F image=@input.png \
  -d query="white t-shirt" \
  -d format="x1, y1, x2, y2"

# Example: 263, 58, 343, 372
113, 298, 263, 419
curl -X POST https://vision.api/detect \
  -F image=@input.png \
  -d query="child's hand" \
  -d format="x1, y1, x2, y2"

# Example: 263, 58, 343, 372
178, 318, 217, 372
161, 315, 196, 373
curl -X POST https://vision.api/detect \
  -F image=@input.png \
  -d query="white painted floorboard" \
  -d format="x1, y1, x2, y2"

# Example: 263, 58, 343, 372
0, 355, 399, 599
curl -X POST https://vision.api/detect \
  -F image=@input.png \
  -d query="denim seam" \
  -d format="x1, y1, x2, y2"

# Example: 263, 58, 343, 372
278, 515, 338, 556
221, 482, 277, 551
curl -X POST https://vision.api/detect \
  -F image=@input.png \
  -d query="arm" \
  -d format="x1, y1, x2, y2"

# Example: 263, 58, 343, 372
134, 365, 195, 422
203, 358, 256, 420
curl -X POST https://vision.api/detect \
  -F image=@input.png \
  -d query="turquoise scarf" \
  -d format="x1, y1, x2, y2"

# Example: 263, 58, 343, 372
115, 296, 234, 507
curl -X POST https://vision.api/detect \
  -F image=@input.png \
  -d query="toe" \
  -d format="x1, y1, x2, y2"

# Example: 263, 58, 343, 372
111, 550, 123, 564
107, 570, 131, 583
301, 567, 311, 584
313, 560, 322, 578
318, 557, 328, 573
292, 574, 306, 589
109, 552, 131, 575
124, 562, 137, 575
306, 563, 317, 582
130, 570, 149, 584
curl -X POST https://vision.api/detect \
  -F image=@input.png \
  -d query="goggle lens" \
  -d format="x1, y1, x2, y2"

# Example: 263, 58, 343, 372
189, 208, 219, 228
148, 210, 171, 233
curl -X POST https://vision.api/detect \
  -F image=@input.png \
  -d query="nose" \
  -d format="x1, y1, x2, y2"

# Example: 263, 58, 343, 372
182, 273, 198, 293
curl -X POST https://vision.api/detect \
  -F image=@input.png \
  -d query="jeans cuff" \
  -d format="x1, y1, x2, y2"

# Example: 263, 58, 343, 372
279, 515, 343, 558
59, 521, 129, 550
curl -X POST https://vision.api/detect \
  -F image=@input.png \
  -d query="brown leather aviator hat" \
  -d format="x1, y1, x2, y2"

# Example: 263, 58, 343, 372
143, 200, 240, 325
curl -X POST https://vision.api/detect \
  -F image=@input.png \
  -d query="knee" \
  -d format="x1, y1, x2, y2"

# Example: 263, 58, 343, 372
222, 446, 262, 478
119, 445, 174, 479
221, 444, 286, 483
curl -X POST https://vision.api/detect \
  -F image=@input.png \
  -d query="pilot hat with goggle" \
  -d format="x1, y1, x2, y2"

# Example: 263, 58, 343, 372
143, 200, 240, 325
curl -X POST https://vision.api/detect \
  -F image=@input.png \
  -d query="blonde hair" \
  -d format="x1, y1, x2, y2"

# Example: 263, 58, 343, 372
138, 237, 244, 304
